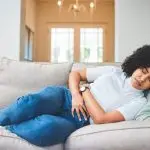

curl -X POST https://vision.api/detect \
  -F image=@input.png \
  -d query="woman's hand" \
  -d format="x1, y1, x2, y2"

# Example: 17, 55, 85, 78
71, 92, 89, 121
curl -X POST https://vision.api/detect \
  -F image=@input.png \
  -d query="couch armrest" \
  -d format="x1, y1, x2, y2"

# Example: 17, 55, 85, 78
65, 120, 150, 150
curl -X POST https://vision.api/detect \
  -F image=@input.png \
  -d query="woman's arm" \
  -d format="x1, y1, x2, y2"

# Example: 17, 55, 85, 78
68, 68, 89, 120
68, 68, 87, 94
68, 68, 125, 124
82, 89, 125, 124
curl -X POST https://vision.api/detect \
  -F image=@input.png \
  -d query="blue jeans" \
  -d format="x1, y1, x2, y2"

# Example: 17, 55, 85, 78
0, 86, 90, 146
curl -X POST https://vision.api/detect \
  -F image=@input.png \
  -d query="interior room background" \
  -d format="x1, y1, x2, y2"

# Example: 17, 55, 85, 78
0, 0, 150, 63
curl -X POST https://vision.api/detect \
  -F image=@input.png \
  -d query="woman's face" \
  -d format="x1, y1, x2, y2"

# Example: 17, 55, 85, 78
131, 67, 150, 90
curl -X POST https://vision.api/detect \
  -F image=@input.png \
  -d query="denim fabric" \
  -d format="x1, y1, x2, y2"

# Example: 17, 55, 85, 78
0, 86, 90, 146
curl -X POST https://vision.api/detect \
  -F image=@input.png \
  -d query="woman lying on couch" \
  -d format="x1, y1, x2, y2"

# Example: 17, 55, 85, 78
0, 45, 150, 146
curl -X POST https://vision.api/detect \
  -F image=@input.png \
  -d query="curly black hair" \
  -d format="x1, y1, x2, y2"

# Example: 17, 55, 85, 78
121, 45, 150, 77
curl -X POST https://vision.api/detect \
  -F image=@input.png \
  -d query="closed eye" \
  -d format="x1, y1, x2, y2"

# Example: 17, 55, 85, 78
144, 68, 150, 82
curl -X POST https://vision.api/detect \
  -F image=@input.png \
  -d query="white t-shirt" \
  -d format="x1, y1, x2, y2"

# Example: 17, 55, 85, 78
86, 66, 147, 124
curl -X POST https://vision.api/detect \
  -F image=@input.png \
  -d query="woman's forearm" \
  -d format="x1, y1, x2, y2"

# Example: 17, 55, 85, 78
82, 89, 105, 123
68, 71, 81, 95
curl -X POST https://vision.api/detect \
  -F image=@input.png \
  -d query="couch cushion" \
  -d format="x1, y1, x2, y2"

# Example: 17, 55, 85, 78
65, 120, 150, 150
0, 57, 72, 108
72, 62, 121, 71
0, 126, 63, 150
72, 62, 121, 86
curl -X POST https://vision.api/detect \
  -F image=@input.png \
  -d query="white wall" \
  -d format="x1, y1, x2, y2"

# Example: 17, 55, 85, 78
115, 0, 150, 62
0, 0, 21, 60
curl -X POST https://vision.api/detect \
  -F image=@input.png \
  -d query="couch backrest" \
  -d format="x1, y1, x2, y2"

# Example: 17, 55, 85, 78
0, 57, 72, 108
72, 62, 121, 71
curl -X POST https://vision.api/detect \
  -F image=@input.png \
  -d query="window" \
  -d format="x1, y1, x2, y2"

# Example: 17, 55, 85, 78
51, 28, 74, 63
49, 26, 104, 63
80, 28, 103, 63
24, 26, 33, 61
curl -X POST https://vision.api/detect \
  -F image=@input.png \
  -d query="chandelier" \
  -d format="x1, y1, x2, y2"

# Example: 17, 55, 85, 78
57, 0, 96, 16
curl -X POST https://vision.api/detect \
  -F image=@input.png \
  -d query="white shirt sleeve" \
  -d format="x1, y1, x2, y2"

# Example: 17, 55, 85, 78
86, 66, 120, 82
116, 98, 147, 121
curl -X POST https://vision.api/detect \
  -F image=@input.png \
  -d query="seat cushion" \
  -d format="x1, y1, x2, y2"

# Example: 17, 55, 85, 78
0, 126, 63, 150
65, 120, 150, 150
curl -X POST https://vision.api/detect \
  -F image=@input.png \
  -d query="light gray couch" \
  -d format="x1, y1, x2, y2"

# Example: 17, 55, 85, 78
0, 57, 150, 150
